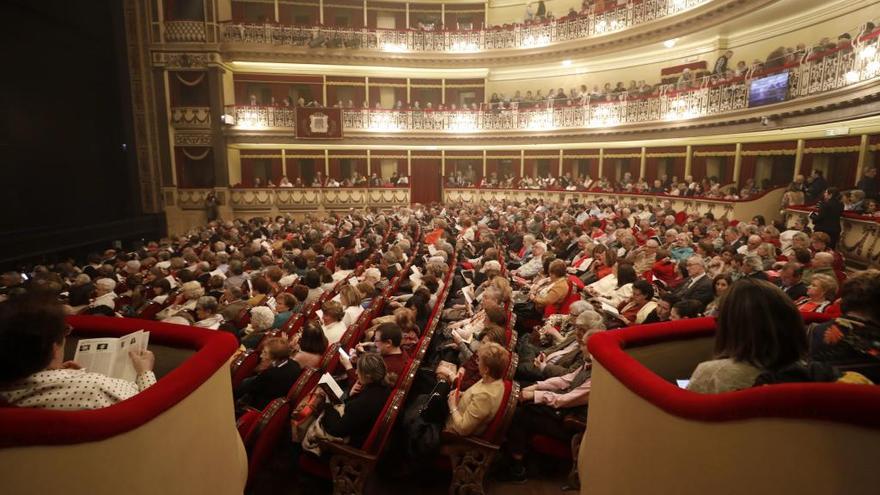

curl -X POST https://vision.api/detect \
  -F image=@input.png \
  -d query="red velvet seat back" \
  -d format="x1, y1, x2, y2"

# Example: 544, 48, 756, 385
246, 399, 291, 489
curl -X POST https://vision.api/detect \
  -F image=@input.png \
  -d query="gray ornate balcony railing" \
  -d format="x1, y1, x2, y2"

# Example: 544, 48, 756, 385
225, 39, 880, 133
165, 20, 208, 42
219, 0, 706, 53
171, 107, 212, 129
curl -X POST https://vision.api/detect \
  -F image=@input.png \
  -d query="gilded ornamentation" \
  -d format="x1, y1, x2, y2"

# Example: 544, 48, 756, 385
174, 133, 212, 146
153, 52, 218, 69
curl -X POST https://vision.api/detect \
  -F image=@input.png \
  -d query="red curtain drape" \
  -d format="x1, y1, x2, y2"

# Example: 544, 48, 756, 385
411, 159, 442, 204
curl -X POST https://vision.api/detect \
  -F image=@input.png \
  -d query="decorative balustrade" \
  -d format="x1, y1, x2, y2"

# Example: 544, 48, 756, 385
222, 37, 879, 134
219, 0, 706, 53
165, 21, 207, 42
170, 107, 211, 129
176, 187, 410, 212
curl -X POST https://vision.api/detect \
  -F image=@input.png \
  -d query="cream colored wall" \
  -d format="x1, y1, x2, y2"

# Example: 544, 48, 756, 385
486, 2, 877, 96
228, 148, 242, 185
487, 0, 584, 26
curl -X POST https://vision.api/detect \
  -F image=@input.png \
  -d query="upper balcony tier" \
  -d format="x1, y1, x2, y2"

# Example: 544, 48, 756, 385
162, 0, 771, 67
220, 37, 880, 141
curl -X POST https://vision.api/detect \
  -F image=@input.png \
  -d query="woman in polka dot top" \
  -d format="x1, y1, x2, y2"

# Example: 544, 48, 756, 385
0, 295, 156, 410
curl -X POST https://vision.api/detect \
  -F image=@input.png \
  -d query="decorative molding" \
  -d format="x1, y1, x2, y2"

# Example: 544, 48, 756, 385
152, 51, 221, 69
692, 151, 736, 156
174, 132, 213, 146
803, 146, 861, 154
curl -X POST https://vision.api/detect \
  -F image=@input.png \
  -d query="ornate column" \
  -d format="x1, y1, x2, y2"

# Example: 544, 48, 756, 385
793, 139, 805, 180
208, 66, 229, 187
733, 142, 743, 186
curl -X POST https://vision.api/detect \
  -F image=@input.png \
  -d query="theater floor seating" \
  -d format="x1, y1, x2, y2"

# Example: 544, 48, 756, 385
579, 316, 880, 495
0, 316, 246, 495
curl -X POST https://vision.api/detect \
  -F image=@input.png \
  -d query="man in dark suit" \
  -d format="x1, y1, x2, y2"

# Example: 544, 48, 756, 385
777, 262, 808, 301
234, 337, 302, 410
672, 255, 714, 311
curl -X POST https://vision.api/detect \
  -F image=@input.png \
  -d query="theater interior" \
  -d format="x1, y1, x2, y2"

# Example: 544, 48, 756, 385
1, 0, 880, 493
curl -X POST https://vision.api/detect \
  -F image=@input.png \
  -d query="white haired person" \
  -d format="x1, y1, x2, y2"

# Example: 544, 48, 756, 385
193, 296, 224, 329
90, 278, 118, 311
241, 306, 277, 349
156, 280, 204, 323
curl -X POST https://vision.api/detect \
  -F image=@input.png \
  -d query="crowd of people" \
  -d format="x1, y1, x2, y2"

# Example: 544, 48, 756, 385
1, 192, 879, 486
236, 171, 409, 189
489, 21, 877, 111
448, 169, 764, 200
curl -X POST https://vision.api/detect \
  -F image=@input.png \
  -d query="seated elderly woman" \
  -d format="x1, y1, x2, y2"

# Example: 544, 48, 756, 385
809, 269, 880, 382
0, 295, 156, 409
687, 279, 807, 394
193, 296, 224, 329
303, 352, 392, 454
156, 280, 204, 323
234, 336, 302, 411
500, 325, 602, 483
240, 306, 277, 349
616, 279, 659, 325
795, 273, 838, 314
404, 342, 511, 459
517, 308, 604, 382
585, 261, 637, 309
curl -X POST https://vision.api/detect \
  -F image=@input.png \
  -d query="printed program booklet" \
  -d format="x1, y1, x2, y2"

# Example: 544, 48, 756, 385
74, 330, 150, 382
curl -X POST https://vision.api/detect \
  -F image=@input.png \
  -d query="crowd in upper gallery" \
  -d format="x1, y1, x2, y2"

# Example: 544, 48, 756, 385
241, 20, 878, 113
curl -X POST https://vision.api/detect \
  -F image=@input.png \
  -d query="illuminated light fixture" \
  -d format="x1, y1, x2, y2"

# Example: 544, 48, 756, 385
859, 45, 877, 59
867, 60, 880, 73
663, 38, 678, 48
672, 0, 688, 9
595, 20, 607, 33
845, 70, 860, 83
381, 42, 408, 53
220, 114, 236, 125
562, 59, 572, 67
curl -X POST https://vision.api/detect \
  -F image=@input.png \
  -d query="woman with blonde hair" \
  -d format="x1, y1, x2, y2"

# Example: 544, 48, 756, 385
338, 284, 364, 327
795, 273, 838, 314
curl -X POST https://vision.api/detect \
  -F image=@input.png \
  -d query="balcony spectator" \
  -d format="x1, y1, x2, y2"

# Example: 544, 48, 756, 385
714, 50, 733, 74
805, 170, 828, 203
810, 187, 843, 248
808, 270, 880, 383
856, 167, 877, 200
844, 190, 867, 214
253, 177, 263, 188
279, 176, 293, 187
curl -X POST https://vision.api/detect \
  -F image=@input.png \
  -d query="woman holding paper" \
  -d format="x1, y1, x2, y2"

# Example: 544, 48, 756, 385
0, 296, 156, 410
317, 352, 391, 448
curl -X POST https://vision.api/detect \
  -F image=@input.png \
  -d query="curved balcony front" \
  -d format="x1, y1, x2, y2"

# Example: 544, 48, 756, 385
222, 39, 880, 141
213, 0, 767, 67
